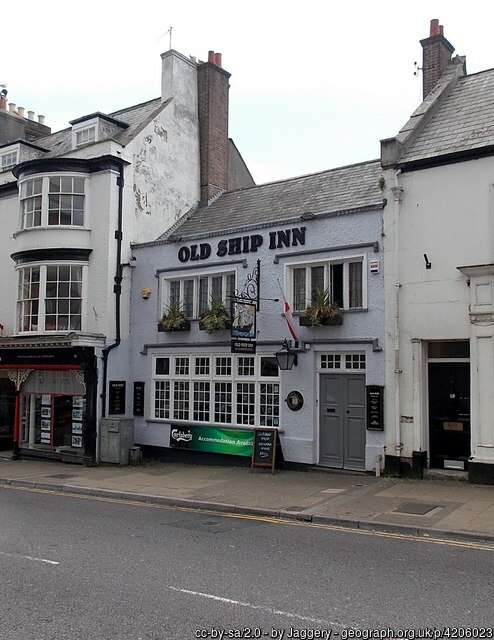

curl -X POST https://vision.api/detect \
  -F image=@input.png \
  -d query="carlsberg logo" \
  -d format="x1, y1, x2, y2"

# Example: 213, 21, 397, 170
171, 429, 192, 442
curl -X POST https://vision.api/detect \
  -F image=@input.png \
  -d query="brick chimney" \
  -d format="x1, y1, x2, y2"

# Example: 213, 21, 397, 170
197, 51, 231, 202
420, 19, 455, 98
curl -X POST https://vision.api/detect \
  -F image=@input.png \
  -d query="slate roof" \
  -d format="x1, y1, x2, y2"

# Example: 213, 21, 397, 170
400, 68, 494, 164
155, 159, 383, 243
34, 98, 164, 157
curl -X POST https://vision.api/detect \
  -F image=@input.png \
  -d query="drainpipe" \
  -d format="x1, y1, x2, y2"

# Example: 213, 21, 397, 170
391, 172, 404, 463
101, 164, 124, 421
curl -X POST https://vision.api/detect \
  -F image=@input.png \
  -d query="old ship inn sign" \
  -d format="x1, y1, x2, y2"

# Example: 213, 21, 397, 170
176, 226, 307, 263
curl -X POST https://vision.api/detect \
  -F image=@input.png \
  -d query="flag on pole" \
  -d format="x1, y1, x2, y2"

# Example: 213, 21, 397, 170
277, 279, 299, 341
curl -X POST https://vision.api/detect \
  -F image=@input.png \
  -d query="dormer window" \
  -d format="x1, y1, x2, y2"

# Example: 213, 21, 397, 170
70, 112, 128, 149
1, 149, 18, 171
75, 126, 96, 147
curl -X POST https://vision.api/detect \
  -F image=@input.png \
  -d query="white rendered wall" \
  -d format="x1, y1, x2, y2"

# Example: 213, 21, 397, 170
383, 156, 494, 462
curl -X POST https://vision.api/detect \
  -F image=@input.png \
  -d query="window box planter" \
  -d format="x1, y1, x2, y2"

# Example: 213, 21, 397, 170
198, 319, 231, 332
158, 320, 191, 332
298, 286, 343, 327
299, 315, 343, 326
198, 297, 232, 333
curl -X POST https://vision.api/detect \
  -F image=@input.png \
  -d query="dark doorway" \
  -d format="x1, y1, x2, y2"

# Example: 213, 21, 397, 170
0, 378, 15, 450
428, 363, 470, 469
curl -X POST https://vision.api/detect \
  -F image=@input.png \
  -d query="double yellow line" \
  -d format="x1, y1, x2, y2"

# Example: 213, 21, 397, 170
2, 484, 493, 553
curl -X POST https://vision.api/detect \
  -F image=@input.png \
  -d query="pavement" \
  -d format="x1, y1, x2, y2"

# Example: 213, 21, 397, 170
1, 450, 494, 544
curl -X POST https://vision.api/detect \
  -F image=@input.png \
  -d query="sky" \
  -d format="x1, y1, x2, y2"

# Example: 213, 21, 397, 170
2, 1, 494, 184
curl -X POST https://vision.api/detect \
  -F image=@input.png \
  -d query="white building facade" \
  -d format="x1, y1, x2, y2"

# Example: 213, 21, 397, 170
381, 20, 494, 483
129, 161, 386, 471
0, 50, 252, 462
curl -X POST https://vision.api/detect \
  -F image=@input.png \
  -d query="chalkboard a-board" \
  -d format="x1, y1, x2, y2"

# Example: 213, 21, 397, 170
251, 428, 277, 474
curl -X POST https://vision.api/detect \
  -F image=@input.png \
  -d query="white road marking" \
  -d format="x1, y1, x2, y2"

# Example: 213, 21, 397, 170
169, 586, 337, 626
0, 551, 59, 565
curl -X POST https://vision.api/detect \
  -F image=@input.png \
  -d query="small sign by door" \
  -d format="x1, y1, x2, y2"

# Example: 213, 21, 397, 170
109, 381, 126, 415
366, 385, 384, 431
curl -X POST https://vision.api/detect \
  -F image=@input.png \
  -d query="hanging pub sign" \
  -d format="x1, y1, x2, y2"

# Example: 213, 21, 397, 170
366, 385, 384, 431
231, 299, 256, 354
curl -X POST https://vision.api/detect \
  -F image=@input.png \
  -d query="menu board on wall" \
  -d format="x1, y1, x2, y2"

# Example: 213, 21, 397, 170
133, 382, 145, 416
366, 385, 384, 431
109, 381, 126, 415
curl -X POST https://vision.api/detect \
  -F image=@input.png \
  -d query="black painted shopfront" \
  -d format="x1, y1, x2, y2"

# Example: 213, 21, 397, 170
0, 346, 98, 463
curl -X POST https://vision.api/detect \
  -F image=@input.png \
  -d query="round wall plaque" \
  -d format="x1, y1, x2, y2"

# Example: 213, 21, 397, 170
285, 390, 304, 411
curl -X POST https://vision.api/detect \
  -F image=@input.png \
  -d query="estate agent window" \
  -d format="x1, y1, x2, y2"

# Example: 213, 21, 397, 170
19, 370, 86, 453
153, 354, 280, 428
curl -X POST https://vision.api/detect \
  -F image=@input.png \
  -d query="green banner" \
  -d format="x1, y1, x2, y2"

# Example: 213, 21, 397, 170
170, 426, 253, 457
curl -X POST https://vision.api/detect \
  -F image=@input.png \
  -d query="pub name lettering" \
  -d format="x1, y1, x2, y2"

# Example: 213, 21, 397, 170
178, 227, 306, 263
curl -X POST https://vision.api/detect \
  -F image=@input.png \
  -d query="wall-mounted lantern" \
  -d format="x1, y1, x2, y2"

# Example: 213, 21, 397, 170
275, 339, 298, 370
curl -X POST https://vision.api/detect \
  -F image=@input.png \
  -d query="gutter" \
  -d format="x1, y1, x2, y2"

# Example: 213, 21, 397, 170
101, 164, 124, 422
391, 172, 404, 461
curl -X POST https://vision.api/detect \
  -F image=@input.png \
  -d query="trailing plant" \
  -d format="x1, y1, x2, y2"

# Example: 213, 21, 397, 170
301, 286, 342, 327
199, 296, 231, 333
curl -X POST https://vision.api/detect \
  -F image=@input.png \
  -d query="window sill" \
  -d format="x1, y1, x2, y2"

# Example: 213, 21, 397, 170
14, 225, 89, 238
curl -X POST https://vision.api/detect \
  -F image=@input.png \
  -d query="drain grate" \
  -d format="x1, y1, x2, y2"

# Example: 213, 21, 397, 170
393, 502, 438, 516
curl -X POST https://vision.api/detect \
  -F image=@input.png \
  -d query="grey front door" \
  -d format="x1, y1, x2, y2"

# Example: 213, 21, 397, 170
319, 374, 365, 470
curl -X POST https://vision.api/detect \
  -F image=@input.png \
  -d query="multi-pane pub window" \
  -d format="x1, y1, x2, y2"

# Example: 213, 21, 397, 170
17, 264, 83, 333
290, 258, 365, 311
153, 355, 280, 427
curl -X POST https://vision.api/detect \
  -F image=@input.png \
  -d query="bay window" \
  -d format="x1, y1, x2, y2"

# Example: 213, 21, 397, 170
164, 271, 235, 318
17, 264, 83, 333
289, 256, 366, 311
20, 175, 86, 229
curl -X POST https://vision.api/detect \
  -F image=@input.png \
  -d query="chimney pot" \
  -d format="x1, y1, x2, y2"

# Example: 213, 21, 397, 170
38, 114, 45, 125
9, 102, 16, 113
28, 110, 35, 120
430, 18, 440, 36
208, 50, 215, 63
18, 106, 25, 118
0, 96, 7, 110
421, 19, 455, 98
214, 53, 222, 67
